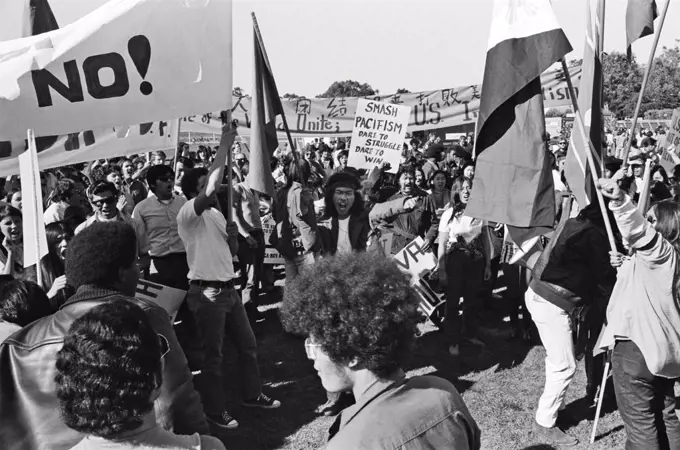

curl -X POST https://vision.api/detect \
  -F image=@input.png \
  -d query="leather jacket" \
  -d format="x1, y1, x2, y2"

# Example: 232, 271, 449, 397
0, 285, 208, 450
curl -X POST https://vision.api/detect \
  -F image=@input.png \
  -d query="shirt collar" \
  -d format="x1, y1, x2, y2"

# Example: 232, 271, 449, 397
338, 369, 406, 430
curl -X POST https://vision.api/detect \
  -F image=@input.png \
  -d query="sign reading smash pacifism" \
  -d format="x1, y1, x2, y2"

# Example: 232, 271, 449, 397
0, 0, 232, 140
348, 99, 410, 173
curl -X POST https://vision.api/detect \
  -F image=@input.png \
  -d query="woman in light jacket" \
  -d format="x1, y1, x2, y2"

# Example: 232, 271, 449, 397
598, 176, 680, 449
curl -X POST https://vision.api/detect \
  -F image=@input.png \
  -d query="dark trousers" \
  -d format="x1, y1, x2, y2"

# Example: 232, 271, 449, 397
444, 251, 484, 346
237, 230, 265, 307
150, 252, 189, 290
187, 283, 261, 416
612, 340, 680, 450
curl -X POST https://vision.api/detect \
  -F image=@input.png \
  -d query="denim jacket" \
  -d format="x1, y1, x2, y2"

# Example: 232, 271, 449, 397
326, 371, 480, 450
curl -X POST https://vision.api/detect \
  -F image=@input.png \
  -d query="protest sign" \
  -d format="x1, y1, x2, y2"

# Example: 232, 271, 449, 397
19, 131, 48, 269
392, 237, 444, 318
0, 0, 232, 140
182, 63, 583, 138
261, 214, 284, 265
347, 99, 410, 173
0, 120, 177, 177
136, 279, 186, 321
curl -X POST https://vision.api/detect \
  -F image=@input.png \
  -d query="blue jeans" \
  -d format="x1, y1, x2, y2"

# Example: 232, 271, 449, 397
612, 340, 680, 450
186, 283, 261, 416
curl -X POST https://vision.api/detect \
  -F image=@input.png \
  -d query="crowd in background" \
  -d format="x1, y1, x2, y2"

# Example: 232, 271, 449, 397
0, 117, 679, 449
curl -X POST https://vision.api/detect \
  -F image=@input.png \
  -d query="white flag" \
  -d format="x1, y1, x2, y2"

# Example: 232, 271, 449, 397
0, 0, 232, 140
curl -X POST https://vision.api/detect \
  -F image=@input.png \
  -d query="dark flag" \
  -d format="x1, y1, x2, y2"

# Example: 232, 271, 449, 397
564, 0, 604, 208
247, 26, 284, 197
466, 0, 572, 233
626, 0, 658, 60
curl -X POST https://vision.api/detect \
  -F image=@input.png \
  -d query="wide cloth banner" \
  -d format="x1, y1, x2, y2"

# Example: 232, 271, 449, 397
0, 0, 232, 141
0, 120, 177, 177
182, 63, 583, 138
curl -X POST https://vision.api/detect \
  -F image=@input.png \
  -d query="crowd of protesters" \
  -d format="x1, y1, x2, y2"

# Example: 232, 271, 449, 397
0, 114, 678, 449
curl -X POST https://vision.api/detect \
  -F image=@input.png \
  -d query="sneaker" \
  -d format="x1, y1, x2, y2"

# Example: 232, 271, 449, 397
532, 421, 578, 447
207, 411, 239, 429
243, 393, 281, 409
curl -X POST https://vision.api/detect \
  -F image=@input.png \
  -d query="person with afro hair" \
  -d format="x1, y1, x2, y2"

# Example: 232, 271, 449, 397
281, 252, 480, 449
55, 299, 225, 450
0, 222, 208, 449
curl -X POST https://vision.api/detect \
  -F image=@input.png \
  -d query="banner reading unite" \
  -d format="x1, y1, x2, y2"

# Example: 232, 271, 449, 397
183, 63, 583, 138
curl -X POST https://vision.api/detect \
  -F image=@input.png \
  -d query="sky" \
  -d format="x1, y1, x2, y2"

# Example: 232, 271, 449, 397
49, 0, 680, 97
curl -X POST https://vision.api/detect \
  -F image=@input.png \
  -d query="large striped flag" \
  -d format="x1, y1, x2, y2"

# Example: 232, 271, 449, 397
247, 23, 284, 197
466, 0, 572, 234
626, 0, 658, 60
0, 0, 58, 41
564, 0, 604, 208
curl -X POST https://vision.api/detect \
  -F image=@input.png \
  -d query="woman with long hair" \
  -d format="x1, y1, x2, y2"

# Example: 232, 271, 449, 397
437, 176, 491, 356
195, 145, 213, 168
414, 166, 427, 191
599, 175, 680, 449
41, 222, 74, 309
422, 170, 451, 252
0, 205, 24, 277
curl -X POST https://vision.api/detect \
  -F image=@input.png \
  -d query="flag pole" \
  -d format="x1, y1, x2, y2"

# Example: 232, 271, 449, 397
620, 0, 671, 168
251, 12, 299, 160
26, 129, 42, 288
590, 356, 611, 443
560, 59, 617, 251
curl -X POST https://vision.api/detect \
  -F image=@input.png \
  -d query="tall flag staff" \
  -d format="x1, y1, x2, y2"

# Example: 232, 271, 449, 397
251, 12, 300, 164
620, 0, 671, 169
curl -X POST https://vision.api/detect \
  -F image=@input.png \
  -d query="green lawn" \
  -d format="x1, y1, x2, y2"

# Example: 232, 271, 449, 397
210, 281, 664, 450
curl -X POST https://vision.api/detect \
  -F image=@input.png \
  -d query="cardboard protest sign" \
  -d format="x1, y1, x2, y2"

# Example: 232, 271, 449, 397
0, 120, 177, 177
182, 63, 583, 138
392, 237, 444, 317
347, 99, 410, 173
136, 279, 186, 321
0, 0, 232, 140
654, 109, 680, 172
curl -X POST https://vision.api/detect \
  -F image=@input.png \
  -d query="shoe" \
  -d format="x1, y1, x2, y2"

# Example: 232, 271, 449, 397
242, 393, 281, 409
207, 411, 239, 429
448, 345, 460, 356
532, 421, 578, 447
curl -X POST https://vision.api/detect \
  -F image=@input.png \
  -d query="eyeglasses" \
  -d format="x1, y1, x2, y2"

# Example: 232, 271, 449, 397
304, 338, 321, 360
158, 333, 170, 359
92, 196, 117, 208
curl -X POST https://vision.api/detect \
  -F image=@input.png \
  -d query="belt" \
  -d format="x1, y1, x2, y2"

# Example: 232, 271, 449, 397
189, 279, 235, 289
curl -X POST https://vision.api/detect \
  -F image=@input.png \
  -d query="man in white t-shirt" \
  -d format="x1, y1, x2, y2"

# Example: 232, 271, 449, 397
177, 121, 280, 431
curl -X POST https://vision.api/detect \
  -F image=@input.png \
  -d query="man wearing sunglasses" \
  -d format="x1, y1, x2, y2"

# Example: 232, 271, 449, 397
76, 181, 150, 273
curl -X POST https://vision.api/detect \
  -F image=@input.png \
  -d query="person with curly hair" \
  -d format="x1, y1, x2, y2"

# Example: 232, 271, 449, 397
281, 252, 480, 449
0, 222, 208, 449
0, 279, 53, 343
55, 300, 225, 450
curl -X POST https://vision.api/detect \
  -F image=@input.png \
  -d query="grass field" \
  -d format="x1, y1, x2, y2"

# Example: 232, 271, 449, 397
208, 276, 674, 450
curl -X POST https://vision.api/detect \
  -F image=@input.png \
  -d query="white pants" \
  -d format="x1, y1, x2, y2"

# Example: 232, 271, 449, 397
525, 287, 576, 428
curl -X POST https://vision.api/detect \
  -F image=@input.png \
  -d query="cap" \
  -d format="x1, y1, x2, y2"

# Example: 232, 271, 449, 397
327, 172, 361, 191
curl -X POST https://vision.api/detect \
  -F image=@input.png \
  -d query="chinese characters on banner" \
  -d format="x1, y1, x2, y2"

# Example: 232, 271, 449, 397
347, 99, 411, 173
182, 63, 583, 138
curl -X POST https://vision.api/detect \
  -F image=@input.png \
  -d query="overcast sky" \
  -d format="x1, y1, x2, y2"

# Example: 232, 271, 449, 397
49, 0, 680, 97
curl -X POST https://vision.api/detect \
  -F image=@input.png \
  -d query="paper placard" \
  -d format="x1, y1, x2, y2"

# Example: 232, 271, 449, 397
136, 278, 186, 321
347, 99, 411, 173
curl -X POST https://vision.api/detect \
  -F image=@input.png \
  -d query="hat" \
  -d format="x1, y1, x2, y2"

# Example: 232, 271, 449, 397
326, 172, 361, 191
424, 143, 444, 159
628, 157, 645, 166
603, 155, 623, 170
451, 145, 470, 159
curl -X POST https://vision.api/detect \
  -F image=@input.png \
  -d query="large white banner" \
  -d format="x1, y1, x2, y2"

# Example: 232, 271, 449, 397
0, 0, 232, 140
181, 63, 583, 138
348, 99, 410, 173
0, 120, 177, 176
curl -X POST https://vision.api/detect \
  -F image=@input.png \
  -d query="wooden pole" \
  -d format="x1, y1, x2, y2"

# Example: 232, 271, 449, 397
590, 358, 610, 443
637, 159, 654, 214
223, 110, 234, 222
620, 0, 671, 168
251, 12, 299, 160
560, 59, 617, 251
